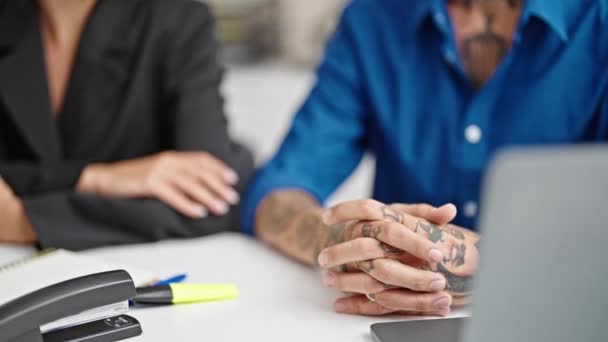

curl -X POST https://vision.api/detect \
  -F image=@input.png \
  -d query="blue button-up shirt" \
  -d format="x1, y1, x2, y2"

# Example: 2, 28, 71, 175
243, 0, 608, 235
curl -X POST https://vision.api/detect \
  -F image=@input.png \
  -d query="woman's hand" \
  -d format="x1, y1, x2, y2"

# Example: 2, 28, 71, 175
77, 151, 240, 218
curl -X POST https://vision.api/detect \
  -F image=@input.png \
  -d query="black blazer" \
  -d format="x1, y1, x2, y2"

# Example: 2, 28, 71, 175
0, 0, 254, 250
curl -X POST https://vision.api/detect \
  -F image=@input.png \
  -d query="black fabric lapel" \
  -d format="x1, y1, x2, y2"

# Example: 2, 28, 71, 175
0, 1, 60, 162
58, 0, 144, 160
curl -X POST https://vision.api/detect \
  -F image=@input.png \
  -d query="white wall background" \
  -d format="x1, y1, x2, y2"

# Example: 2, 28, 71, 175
201, 0, 373, 205
222, 63, 375, 205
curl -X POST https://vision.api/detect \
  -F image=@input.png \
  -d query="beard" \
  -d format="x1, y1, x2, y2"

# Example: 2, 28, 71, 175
463, 0, 519, 8
462, 32, 509, 89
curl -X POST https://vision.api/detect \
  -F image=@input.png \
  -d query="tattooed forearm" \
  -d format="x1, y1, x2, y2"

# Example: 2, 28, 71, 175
256, 190, 324, 265
257, 191, 368, 266
298, 214, 320, 251
257, 191, 318, 235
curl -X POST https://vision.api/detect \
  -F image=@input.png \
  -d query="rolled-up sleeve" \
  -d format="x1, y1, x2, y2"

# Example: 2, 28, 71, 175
242, 4, 369, 235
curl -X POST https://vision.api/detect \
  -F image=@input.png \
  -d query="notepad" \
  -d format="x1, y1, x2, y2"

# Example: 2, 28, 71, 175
0, 249, 159, 307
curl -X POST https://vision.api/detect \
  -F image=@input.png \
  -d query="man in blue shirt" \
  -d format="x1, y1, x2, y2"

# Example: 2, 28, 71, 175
244, 0, 608, 316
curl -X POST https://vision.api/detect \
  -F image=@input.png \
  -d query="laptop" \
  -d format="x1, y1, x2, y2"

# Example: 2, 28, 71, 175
371, 146, 608, 342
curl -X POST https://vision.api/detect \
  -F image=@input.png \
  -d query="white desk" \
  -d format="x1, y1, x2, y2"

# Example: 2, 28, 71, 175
1, 233, 470, 341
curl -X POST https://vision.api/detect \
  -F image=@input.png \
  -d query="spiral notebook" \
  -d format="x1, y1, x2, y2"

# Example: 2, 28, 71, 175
0, 249, 161, 332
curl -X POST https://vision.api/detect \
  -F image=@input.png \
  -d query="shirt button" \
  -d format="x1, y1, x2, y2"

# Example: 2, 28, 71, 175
463, 201, 478, 218
465, 125, 482, 144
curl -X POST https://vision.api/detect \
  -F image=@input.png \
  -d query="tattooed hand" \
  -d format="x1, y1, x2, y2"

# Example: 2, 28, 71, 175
255, 191, 480, 317
412, 220, 480, 298
317, 201, 480, 316
315, 201, 462, 316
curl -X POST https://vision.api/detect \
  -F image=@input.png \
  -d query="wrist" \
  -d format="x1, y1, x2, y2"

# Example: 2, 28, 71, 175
6, 199, 37, 244
6, 195, 22, 218
77, 164, 107, 194
304, 208, 335, 265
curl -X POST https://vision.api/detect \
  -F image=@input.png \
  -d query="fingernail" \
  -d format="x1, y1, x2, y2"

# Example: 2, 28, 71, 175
323, 272, 336, 287
318, 252, 329, 268
428, 248, 443, 263
432, 296, 452, 311
321, 210, 331, 224
217, 203, 229, 215
436, 307, 451, 316
227, 190, 240, 205
226, 171, 239, 184
194, 206, 207, 218
429, 278, 446, 292
438, 203, 456, 213
432, 203, 450, 213
334, 301, 348, 313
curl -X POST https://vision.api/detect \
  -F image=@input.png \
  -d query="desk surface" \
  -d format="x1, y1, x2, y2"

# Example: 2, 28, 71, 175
1, 233, 470, 341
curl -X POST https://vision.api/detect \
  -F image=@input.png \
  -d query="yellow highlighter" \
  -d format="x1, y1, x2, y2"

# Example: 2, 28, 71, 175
133, 284, 239, 305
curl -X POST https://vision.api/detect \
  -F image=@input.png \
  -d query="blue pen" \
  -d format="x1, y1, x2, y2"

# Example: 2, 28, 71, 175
153, 274, 188, 286
131, 274, 188, 306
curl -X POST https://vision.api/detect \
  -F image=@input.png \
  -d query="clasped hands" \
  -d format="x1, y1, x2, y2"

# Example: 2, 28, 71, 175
316, 200, 478, 317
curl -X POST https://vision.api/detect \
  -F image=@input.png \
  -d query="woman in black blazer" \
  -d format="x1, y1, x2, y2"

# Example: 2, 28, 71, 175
0, 0, 254, 250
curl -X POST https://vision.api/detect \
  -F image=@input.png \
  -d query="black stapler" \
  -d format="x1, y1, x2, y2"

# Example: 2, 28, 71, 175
0, 270, 143, 342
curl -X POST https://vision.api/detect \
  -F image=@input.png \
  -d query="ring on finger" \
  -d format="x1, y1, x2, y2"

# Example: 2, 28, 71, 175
366, 293, 377, 302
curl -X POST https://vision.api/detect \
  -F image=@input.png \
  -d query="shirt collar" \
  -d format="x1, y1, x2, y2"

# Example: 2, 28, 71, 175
404, 0, 442, 33
522, 0, 569, 42
405, 0, 569, 42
